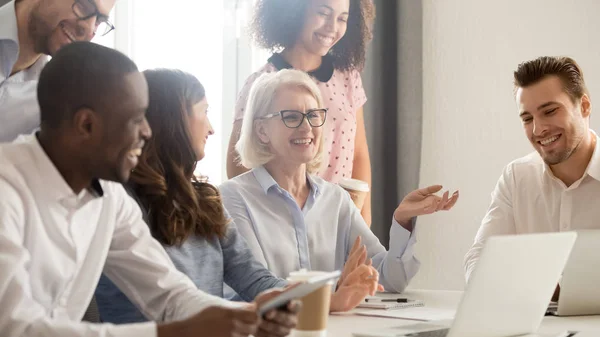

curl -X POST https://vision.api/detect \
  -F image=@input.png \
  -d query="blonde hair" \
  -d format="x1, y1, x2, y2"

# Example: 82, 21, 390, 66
236, 69, 325, 174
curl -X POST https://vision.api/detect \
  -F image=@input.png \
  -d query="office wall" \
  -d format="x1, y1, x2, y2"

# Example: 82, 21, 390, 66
411, 0, 600, 290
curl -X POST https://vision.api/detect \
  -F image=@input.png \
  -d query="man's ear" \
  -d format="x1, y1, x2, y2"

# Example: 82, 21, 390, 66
581, 94, 592, 118
72, 107, 99, 139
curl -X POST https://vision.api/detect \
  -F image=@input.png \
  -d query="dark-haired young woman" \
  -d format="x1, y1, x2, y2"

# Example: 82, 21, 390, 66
95, 69, 383, 324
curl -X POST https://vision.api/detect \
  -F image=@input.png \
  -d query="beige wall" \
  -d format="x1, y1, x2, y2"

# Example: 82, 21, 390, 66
411, 0, 600, 290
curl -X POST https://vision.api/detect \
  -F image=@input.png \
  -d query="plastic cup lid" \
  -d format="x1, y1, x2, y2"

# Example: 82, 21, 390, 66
338, 178, 370, 192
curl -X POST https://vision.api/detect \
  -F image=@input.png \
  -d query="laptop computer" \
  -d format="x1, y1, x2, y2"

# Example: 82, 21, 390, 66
546, 230, 600, 317
353, 232, 577, 337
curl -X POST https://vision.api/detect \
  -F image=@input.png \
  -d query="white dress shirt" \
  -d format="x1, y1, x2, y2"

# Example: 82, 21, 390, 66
0, 1, 47, 142
0, 134, 232, 337
220, 166, 420, 294
464, 131, 600, 282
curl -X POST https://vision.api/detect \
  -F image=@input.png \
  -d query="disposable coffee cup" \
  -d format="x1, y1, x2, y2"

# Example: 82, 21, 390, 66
287, 270, 334, 337
338, 178, 370, 210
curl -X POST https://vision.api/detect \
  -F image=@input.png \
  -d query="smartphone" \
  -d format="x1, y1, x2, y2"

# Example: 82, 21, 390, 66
257, 270, 341, 316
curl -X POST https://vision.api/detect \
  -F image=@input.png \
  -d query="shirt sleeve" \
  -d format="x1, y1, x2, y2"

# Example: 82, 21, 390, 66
102, 185, 234, 323
349, 69, 367, 111
0, 178, 158, 337
219, 182, 269, 267
464, 165, 517, 283
344, 191, 419, 293
220, 213, 287, 302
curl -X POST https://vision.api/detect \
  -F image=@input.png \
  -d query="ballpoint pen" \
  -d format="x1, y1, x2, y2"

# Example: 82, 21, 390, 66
554, 331, 577, 337
364, 298, 408, 303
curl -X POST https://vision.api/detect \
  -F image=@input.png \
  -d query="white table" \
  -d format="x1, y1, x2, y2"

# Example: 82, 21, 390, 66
326, 290, 600, 336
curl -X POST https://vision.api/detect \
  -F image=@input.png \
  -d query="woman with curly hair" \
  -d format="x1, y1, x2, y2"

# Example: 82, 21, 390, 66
94, 69, 384, 325
227, 0, 376, 224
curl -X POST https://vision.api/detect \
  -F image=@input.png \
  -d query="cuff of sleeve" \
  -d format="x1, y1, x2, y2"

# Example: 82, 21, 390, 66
224, 301, 250, 309
107, 322, 158, 337
389, 217, 417, 260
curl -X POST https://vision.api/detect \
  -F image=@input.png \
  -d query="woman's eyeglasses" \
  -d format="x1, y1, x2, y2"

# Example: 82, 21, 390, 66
258, 108, 328, 128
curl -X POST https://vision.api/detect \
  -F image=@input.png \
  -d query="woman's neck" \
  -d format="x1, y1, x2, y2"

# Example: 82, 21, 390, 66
281, 45, 323, 72
264, 161, 310, 208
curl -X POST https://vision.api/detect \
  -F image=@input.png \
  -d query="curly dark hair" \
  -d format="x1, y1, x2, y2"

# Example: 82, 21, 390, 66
249, 0, 375, 71
130, 69, 228, 246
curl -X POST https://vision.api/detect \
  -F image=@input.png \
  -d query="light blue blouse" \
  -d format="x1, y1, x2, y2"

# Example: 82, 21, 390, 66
219, 166, 420, 293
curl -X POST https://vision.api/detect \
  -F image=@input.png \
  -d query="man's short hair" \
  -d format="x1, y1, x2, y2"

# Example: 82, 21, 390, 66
37, 42, 139, 128
514, 56, 589, 103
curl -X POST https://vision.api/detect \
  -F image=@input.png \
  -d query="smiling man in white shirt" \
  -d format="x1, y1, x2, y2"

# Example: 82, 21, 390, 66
465, 56, 600, 284
0, 0, 116, 142
0, 42, 298, 337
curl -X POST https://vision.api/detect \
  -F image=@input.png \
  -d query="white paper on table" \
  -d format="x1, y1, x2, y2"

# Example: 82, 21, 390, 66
355, 307, 455, 321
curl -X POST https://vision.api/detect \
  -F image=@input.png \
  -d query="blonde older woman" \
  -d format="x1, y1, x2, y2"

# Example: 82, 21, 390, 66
221, 69, 459, 293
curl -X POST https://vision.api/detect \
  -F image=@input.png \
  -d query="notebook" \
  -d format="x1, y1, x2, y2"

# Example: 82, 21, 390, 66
357, 297, 424, 310
356, 307, 455, 321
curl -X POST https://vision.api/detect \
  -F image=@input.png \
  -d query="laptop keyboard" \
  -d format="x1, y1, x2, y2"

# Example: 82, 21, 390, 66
402, 328, 450, 337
